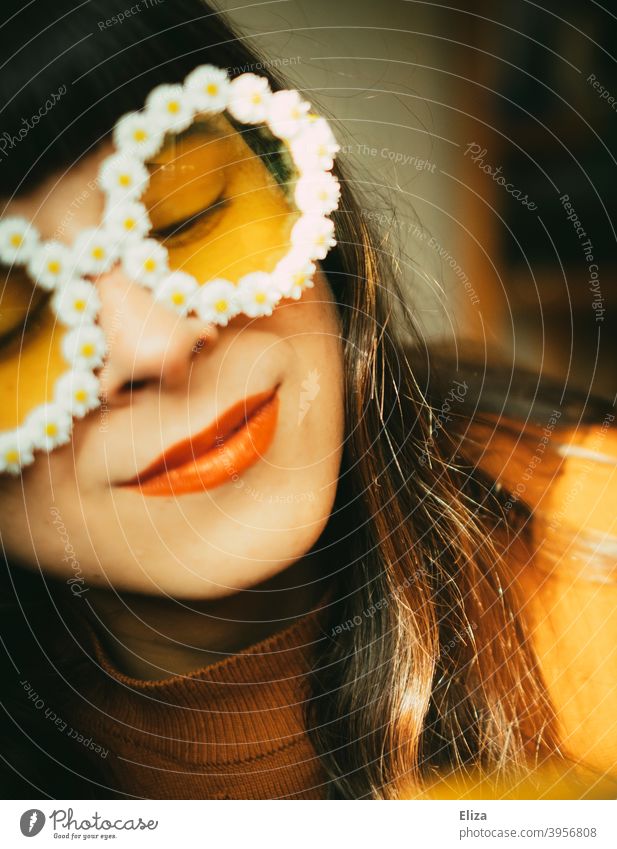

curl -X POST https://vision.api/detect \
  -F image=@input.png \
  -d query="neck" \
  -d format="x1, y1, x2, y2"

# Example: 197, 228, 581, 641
83, 555, 330, 681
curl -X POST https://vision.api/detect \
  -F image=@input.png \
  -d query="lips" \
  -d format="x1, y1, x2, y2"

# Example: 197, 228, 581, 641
121, 388, 280, 496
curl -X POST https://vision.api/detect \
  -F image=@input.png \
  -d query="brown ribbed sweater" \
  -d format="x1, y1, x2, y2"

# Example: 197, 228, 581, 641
62, 600, 331, 799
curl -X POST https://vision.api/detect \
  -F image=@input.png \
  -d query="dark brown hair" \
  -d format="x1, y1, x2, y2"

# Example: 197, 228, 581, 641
305, 182, 568, 797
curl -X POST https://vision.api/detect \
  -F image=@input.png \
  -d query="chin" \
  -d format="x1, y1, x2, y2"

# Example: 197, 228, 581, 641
96, 408, 341, 596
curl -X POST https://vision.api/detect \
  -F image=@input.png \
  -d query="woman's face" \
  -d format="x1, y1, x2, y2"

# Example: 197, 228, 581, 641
0, 119, 345, 599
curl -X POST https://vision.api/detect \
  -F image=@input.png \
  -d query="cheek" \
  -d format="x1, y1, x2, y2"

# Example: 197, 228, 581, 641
275, 274, 345, 467
273, 273, 343, 423
268, 267, 341, 340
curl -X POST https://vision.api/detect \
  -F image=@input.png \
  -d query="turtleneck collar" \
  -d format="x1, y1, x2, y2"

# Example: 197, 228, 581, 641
61, 594, 334, 799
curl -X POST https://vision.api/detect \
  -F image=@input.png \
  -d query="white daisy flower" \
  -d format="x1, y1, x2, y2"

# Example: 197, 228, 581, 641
155, 271, 199, 316
72, 228, 117, 276
54, 370, 101, 418
195, 279, 239, 326
62, 324, 107, 370
294, 172, 341, 215
52, 279, 101, 327
267, 90, 311, 139
273, 254, 316, 300
25, 402, 73, 453
290, 116, 340, 172
237, 271, 280, 317
99, 153, 149, 200
184, 65, 230, 114
0, 429, 34, 475
104, 200, 151, 245
145, 83, 195, 135
0, 216, 39, 266
113, 110, 165, 160
290, 215, 336, 261
227, 74, 271, 124
122, 238, 169, 288
27, 241, 74, 291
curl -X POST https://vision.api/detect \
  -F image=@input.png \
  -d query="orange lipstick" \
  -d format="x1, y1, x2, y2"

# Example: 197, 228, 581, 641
122, 389, 280, 496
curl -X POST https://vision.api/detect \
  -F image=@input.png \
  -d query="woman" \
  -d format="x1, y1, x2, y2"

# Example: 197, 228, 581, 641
0, 0, 615, 800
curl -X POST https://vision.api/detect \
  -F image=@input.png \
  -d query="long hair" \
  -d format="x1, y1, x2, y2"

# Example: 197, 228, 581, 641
0, 0, 582, 799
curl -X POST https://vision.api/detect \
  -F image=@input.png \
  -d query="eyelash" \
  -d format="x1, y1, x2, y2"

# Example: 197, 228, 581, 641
150, 195, 229, 245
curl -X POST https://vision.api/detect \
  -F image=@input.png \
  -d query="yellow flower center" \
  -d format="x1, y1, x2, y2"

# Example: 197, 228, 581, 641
123, 217, 136, 231
167, 100, 180, 113
5, 449, 19, 463
133, 129, 147, 142
47, 260, 61, 274
144, 258, 157, 272
293, 273, 307, 287
118, 173, 132, 187
81, 342, 95, 357
171, 291, 185, 306
255, 292, 266, 304
75, 389, 88, 402
45, 423, 58, 437
215, 299, 228, 313
251, 93, 262, 105
73, 299, 86, 312
10, 233, 23, 247
91, 246, 105, 260
206, 83, 218, 95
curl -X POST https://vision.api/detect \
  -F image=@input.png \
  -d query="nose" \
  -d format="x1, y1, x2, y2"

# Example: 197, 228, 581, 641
95, 266, 217, 404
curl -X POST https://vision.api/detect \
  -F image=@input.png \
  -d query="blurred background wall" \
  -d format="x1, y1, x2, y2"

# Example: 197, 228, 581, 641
217, 0, 616, 399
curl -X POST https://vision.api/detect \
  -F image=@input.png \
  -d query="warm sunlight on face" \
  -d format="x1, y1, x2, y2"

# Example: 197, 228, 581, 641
0, 119, 345, 599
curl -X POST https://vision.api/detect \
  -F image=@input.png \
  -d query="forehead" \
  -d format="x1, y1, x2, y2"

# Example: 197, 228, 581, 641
1, 146, 112, 243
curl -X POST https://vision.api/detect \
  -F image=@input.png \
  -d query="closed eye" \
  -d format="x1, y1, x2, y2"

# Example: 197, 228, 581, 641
150, 195, 228, 242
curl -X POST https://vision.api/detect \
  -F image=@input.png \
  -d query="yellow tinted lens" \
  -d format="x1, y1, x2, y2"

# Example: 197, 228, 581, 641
143, 115, 299, 285
0, 266, 67, 430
